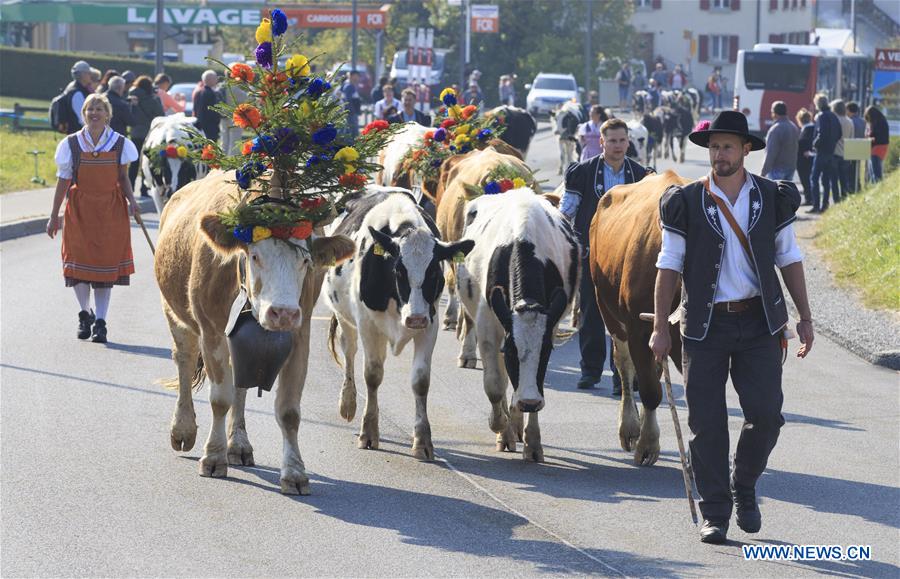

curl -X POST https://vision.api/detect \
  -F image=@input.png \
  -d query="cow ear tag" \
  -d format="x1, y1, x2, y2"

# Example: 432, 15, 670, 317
453, 251, 466, 264
373, 243, 385, 256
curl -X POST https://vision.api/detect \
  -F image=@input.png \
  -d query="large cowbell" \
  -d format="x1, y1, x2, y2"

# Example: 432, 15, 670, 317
225, 290, 293, 394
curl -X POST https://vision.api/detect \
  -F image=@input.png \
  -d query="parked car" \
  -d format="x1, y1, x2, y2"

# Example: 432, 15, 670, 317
389, 49, 450, 93
329, 63, 373, 100
525, 72, 579, 117
168, 82, 198, 116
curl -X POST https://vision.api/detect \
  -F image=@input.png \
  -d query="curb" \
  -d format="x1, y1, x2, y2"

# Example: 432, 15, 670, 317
0, 197, 157, 242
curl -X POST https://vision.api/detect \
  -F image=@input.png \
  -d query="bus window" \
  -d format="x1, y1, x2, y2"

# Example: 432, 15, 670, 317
743, 52, 811, 92
841, 56, 872, 105
817, 57, 837, 98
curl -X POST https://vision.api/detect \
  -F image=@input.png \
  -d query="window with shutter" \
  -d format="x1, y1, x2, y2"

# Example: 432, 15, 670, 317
732, 0, 740, 10
700, 0, 710, 10
699, 35, 709, 63
769, 0, 777, 10
652, 0, 662, 9
729, 35, 739, 63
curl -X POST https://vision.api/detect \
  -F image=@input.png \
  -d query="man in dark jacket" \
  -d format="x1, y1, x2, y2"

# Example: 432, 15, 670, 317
193, 70, 221, 142
761, 101, 799, 180
561, 118, 652, 394
106, 76, 135, 137
809, 94, 841, 212
387, 89, 431, 126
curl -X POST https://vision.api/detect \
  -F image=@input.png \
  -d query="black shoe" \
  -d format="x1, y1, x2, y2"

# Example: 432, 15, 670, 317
91, 319, 108, 343
77, 310, 95, 340
699, 519, 729, 544
577, 376, 600, 390
732, 479, 762, 533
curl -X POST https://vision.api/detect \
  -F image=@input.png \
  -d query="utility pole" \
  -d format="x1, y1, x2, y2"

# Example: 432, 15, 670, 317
584, 0, 592, 103
351, 0, 358, 72
155, 0, 164, 74
459, 0, 466, 88
850, 0, 857, 52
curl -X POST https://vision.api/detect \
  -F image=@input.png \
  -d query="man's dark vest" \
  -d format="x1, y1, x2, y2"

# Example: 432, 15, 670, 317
659, 175, 800, 341
565, 155, 649, 248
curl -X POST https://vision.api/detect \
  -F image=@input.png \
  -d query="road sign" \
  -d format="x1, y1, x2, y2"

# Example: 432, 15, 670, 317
282, 7, 388, 29
471, 4, 498, 33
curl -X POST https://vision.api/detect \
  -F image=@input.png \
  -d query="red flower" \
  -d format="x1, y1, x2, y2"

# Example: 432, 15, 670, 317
229, 63, 255, 83
165, 145, 178, 159
270, 225, 294, 239
339, 173, 367, 189
362, 120, 389, 135
461, 105, 477, 120
499, 179, 514, 192
201, 144, 216, 161
424, 130, 435, 141
291, 221, 313, 240
241, 140, 253, 156
300, 196, 326, 210
233, 104, 262, 129
440, 118, 457, 129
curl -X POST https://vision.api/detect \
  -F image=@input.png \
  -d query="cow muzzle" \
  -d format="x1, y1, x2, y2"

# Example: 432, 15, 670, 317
263, 305, 302, 331
517, 398, 545, 413
404, 314, 429, 330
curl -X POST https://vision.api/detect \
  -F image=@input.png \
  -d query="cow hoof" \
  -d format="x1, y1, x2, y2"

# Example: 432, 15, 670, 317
443, 319, 457, 331
199, 454, 228, 478
339, 388, 357, 422
523, 444, 544, 463
412, 443, 435, 461
281, 472, 311, 495
620, 431, 640, 453
227, 440, 255, 466
358, 434, 380, 450
457, 357, 477, 369
170, 427, 197, 452
496, 429, 517, 452
634, 441, 661, 466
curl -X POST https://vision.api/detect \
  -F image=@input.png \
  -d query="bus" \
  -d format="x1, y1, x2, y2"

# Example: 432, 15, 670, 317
734, 43, 872, 135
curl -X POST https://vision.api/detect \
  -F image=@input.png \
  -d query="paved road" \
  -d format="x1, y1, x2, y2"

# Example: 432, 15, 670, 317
2, 124, 898, 577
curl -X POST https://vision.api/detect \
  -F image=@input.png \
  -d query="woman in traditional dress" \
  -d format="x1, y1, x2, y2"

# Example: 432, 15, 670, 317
46, 93, 141, 343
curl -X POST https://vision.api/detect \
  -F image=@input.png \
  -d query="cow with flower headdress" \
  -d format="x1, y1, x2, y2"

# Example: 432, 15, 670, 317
141, 113, 206, 214
153, 11, 399, 495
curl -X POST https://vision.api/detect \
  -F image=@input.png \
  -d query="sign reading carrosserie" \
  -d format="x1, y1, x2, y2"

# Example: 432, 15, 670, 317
280, 8, 388, 29
0, 2, 262, 26
125, 7, 260, 26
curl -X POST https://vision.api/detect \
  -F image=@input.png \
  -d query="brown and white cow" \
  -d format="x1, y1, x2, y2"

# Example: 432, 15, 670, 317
434, 146, 535, 350
154, 170, 354, 494
588, 169, 687, 466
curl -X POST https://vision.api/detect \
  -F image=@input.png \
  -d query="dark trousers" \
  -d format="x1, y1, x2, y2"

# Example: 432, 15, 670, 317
129, 136, 145, 195
682, 305, 784, 521
578, 256, 615, 380
836, 155, 849, 200
796, 157, 812, 204
810, 152, 838, 210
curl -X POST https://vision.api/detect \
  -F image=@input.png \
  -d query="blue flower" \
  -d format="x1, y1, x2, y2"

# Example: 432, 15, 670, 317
433, 127, 447, 142
235, 169, 252, 190
271, 9, 288, 36
312, 124, 338, 146
255, 42, 273, 69
430, 159, 443, 168
251, 135, 276, 154
306, 77, 329, 99
306, 155, 322, 167
233, 226, 254, 243
442, 92, 457, 107
477, 128, 492, 141
274, 127, 299, 155
484, 181, 501, 195
238, 161, 265, 189
158, 149, 167, 158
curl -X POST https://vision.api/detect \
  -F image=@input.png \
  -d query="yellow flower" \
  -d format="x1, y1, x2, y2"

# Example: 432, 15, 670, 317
176, 145, 188, 158
299, 101, 313, 118
439, 87, 456, 102
454, 133, 470, 146
334, 146, 359, 163
252, 226, 272, 243
255, 19, 272, 44
343, 163, 356, 175
449, 105, 463, 120
512, 177, 526, 189
285, 54, 310, 78
456, 123, 471, 136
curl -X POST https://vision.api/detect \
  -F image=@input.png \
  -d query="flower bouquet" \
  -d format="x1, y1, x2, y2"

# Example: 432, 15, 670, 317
189, 9, 401, 239
461, 163, 541, 201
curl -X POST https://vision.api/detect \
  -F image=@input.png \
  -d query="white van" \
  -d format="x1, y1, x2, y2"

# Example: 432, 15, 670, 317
389, 49, 450, 90
525, 73, 579, 117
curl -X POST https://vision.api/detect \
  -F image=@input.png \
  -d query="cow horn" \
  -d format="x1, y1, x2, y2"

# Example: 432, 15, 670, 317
489, 286, 512, 333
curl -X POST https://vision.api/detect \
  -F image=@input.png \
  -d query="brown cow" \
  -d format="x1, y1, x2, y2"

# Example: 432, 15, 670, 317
155, 170, 354, 494
588, 170, 687, 466
434, 146, 536, 366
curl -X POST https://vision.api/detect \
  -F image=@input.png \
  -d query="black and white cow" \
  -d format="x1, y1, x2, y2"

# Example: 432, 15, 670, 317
551, 101, 585, 175
456, 188, 580, 462
141, 114, 205, 213
657, 103, 693, 163
486, 105, 538, 157
324, 186, 474, 460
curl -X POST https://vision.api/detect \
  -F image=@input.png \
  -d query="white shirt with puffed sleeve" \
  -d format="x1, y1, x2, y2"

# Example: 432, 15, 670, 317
55, 128, 138, 180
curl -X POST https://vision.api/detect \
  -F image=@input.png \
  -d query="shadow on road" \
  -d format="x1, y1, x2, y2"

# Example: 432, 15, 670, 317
103, 342, 172, 359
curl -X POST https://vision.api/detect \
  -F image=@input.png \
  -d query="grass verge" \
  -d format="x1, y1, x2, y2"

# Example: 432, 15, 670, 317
0, 125, 60, 193
816, 169, 900, 311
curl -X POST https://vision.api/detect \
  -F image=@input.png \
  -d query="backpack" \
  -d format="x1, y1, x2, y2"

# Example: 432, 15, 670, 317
49, 87, 77, 134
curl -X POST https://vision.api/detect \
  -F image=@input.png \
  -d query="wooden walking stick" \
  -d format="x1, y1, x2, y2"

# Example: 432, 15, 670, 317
134, 211, 155, 255
640, 312, 698, 526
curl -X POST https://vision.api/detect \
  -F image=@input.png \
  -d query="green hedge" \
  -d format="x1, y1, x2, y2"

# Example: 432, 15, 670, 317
0, 46, 209, 100
886, 136, 900, 175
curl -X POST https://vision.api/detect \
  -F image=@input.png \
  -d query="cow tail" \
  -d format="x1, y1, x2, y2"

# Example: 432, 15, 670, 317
327, 314, 343, 368
159, 353, 206, 391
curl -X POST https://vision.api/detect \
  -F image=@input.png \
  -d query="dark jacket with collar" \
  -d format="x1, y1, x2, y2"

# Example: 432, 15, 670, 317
812, 109, 841, 155
107, 90, 136, 136
659, 175, 801, 340
564, 154, 650, 247
387, 109, 431, 127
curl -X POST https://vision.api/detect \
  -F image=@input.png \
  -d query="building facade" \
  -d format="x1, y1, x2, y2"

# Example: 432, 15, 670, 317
630, 0, 814, 99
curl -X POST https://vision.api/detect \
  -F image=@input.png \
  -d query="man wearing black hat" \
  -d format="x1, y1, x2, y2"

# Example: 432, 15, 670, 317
561, 118, 652, 395
650, 111, 814, 544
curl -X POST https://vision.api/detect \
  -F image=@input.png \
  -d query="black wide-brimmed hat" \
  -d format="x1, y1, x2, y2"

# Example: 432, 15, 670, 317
689, 110, 766, 151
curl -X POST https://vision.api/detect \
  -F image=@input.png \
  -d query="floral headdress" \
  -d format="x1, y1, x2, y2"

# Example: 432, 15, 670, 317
145, 142, 191, 178
189, 9, 401, 243
399, 87, 504, 182
462, 163, 541, 201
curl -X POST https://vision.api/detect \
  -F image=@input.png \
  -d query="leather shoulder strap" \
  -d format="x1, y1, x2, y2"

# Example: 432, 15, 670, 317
114, 134, 125, 165
67, 134, 81, 185
703, 176, 752, 261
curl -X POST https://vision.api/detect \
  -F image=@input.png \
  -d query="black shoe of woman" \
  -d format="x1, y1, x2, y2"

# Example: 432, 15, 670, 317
91, 319, 108, 343
78, 310, 95, 340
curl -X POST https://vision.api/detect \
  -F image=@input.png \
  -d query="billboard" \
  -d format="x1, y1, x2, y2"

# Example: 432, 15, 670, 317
471, 5, 498, 34
874, 48, 900, 135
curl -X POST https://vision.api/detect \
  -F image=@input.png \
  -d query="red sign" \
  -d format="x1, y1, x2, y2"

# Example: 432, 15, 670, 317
470, 4, 498, 33
279, 8, 387, 29
875, 48, 900, 72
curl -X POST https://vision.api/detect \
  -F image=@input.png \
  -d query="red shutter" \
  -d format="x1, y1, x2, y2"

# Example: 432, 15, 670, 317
729, 35, 739, 63
700, 0, 710, 10
769, 33, 779, 42
732, 0, 740, 10
699, 35, 709, 62
769, 0, 777, 10
652, 0, 661, 8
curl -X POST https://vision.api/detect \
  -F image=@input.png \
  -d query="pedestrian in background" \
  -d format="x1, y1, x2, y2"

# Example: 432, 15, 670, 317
106, 76, 135, 138
576, 105, 608, 162
219, 65, 248, 155
845, 101, 866, 192
57, 61, 94, 133
462, 83, 483, 105
388, 88, 431, 126
499, 75, 516, 107
831, 99, 853, 200
705, 68, 722, 112
374, 83, 401, 120
647, 79, 661, 110
809, 94, 841, 213
795, 108, 815, 205
616, 62, 631, 109
128, 75, 164, 197
192, 70, 221, 142
341, 70, 362, 137
154, 73, 185, 115
651, 62, 668, 89
669, 64, 687, 91
96, 70, 119, 94
88, 68, 102, 93
651, 110, 813, 545
864, 105, 889, 183
46, 93, 141, 344
121, 71, 136, 93
761, 100, 799, 181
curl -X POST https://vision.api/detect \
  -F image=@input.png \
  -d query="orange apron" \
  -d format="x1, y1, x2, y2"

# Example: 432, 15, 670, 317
61, 136, 134, 283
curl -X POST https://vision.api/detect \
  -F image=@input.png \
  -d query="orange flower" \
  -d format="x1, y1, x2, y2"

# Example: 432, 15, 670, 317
461, 105, 477, 120
233, 103, 262, 129
201, 144, 216, 161
291, 220, 313, 240
424, 130, 435, 141
241, 140, 253, 155
339, 173, 367, 189
230, 63, 255, 83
